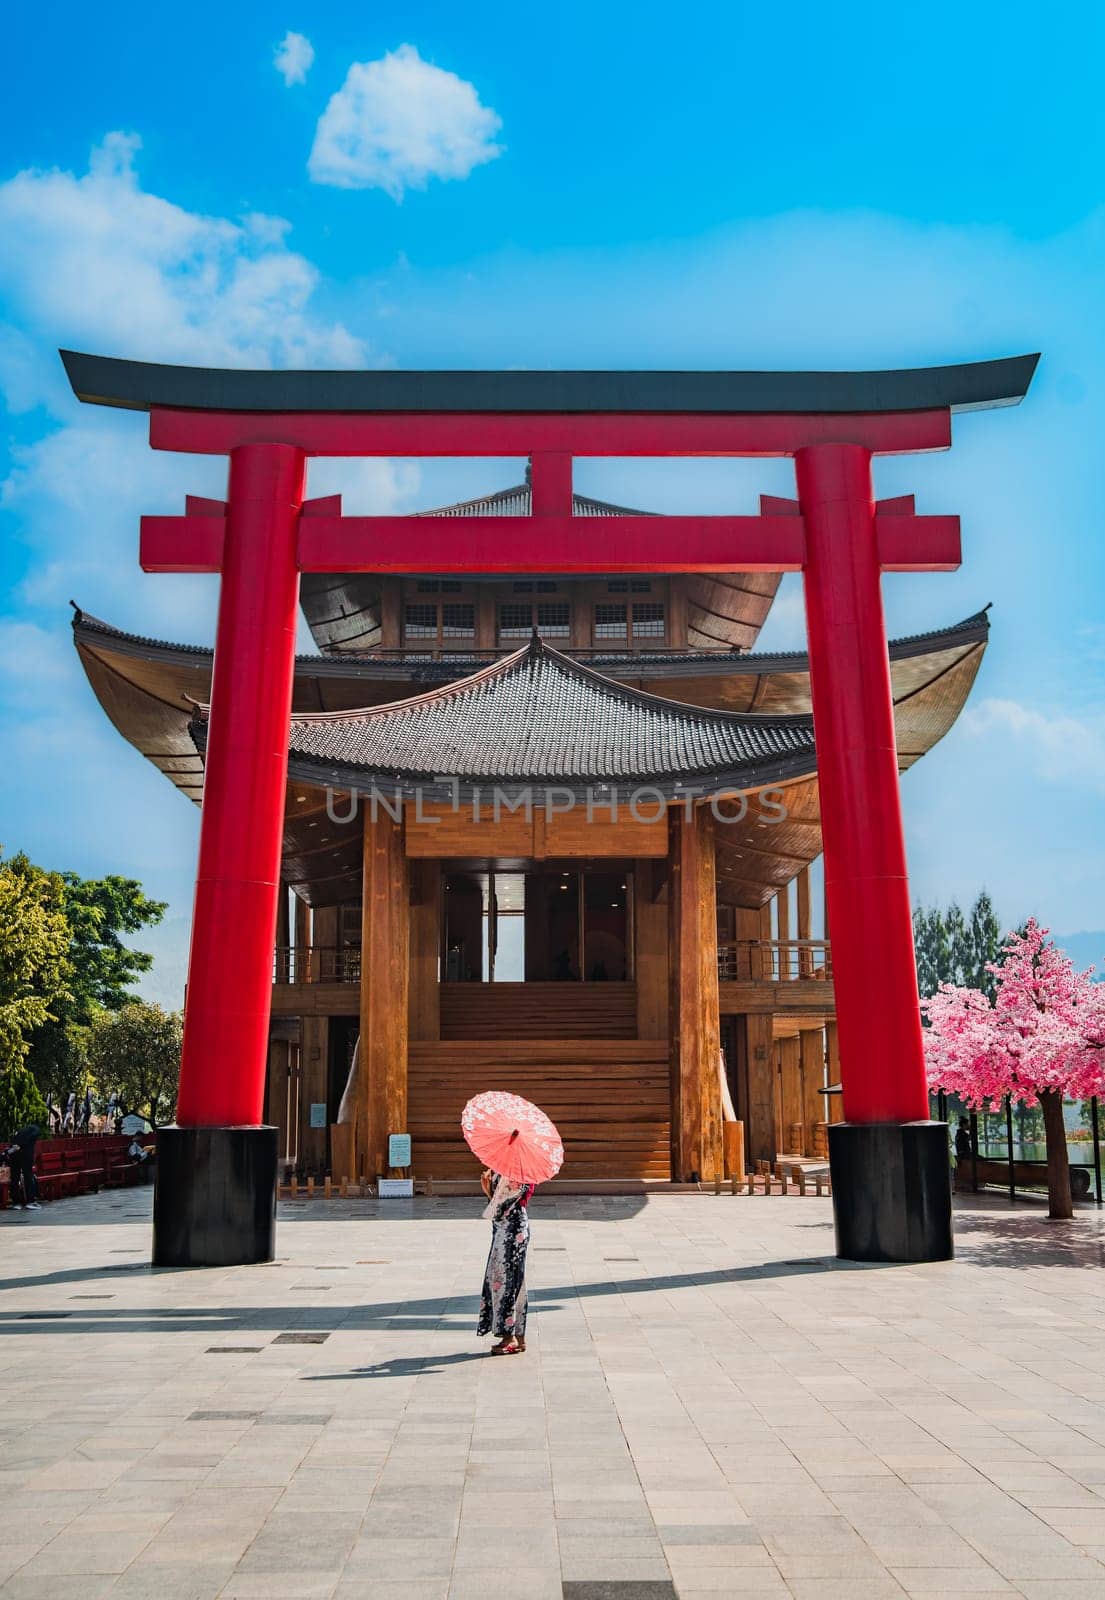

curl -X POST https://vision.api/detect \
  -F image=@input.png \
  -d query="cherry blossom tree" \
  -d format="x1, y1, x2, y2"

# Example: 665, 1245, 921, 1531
924, 920, 1105, 1220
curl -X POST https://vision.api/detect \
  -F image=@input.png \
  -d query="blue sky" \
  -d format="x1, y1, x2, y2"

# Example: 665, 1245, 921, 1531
2, 1, 1104, 996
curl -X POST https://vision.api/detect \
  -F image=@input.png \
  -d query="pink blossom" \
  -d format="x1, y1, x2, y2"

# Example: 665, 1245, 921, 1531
923, 919, 1105, 1110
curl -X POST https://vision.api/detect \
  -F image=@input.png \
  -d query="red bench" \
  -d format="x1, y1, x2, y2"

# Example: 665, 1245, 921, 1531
0, 1134, 157, 1208
35, 1150, 80, 1201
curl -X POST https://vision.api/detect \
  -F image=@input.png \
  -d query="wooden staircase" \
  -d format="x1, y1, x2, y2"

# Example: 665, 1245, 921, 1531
439, 981, 637, 1039
408, 1038, 670, 1180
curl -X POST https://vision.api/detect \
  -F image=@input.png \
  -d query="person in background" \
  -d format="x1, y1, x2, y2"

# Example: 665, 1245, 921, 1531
477, 1165, 534, 1355
128, 1136, 155, 1184
954, 1117, 974, 1161
2, 1125, 42, 1210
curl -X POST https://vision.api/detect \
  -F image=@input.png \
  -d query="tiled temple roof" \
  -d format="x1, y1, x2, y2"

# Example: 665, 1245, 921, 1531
191, 633, 817, 800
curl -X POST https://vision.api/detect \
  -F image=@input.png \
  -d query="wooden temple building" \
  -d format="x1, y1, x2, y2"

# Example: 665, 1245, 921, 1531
73, 474, 988, 1186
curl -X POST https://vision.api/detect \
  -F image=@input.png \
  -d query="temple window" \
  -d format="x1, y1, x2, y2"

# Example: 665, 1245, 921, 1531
632, 601, 666, 639
498, 600, 571, 641
594, 599, 667, 645
403, 600, 475, 646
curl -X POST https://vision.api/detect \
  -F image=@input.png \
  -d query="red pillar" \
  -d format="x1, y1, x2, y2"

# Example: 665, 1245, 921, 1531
795, 442, 928, 1125
176, 442, 306, 1127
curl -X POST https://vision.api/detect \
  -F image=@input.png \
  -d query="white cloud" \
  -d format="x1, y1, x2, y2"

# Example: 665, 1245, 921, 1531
0, 131, 368, 414
964, 698, 1105, 795
308, 44, 503, 199
274, 30, 314, 86
0, 133, 417, 630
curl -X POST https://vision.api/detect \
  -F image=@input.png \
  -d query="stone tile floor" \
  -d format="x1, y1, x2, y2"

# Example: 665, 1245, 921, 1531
3, 1188, 1105, 1598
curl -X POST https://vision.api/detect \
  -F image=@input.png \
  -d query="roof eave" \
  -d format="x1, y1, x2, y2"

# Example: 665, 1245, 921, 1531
60, 352, 1040, 416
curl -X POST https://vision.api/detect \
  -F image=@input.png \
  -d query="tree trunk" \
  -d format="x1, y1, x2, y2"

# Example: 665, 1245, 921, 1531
1040, 1088, 1073, 1220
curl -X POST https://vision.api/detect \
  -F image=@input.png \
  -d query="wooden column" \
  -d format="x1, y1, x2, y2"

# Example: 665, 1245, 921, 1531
476, 584, 496, 650
266, 1037, 290, 1151
668, 806, 723, 1182
275, 881, 289, 953
408, 859, 440, 1041
776, 883, 791, 949
778, 1034, 802, 1153
299, 1015, 329, 1173
668, 578, 689, 649
358, 807, 410, 1179
294, 893, 311, 981
635, 859, 669, 1039
825, 1019, 843, 1124
758, 902, 773, 980
799, 1028, 826, 1154
740, 1013, 776, 1168
796, 866, 813, 976
379, 577, 401, 649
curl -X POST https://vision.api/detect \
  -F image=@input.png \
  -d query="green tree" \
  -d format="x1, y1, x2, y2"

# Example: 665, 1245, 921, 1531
915, 890, 1009, 1000
967, 890, 1003, 1001
0, 1061, 49, 1135
86, 1001, 181, 1126
0, 852, 70, 1076
25, 872, 165, 1099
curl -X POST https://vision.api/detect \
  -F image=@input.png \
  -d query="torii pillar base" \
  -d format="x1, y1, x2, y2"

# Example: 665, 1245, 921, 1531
152, 1126, 277, 1268
829, 1121, 952, 1264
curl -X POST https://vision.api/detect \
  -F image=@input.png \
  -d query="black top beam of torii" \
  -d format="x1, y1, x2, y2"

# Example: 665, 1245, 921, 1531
60, 350, 1039, 416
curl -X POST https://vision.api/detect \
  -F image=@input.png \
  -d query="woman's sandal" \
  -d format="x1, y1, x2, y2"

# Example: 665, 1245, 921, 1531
491, 1335, 525, 1355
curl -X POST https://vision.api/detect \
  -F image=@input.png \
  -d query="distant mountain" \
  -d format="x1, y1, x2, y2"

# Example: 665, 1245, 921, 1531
1052, 931, 1105, 979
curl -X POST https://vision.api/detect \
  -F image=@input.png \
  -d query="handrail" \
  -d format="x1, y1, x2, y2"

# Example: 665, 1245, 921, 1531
273, 946, 361, 984
718, 938, 832, 983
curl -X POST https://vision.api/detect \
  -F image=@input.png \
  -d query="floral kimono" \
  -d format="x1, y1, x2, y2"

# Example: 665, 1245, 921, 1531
477, 1174, 534, 1340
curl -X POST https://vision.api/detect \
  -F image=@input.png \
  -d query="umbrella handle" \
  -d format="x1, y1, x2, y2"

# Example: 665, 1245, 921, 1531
509, 1130, 519, 1142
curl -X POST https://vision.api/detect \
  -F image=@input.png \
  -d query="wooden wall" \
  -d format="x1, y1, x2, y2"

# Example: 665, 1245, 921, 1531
405, 805, 668, 859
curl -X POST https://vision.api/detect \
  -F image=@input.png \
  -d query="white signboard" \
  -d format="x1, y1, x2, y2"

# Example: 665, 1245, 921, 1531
378, 1177, 414, 1198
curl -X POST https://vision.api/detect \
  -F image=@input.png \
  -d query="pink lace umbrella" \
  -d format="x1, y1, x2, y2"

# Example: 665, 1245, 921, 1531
461, 1091, 564, 1186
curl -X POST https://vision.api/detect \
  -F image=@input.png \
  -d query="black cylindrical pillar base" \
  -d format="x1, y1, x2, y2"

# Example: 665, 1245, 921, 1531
152, 1125, 277, 1268
829, 1120, 953, 1263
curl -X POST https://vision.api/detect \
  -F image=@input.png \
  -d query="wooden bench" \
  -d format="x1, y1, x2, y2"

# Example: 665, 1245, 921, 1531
36, 1150, 80, 1201
957, 1155, 1092, 1199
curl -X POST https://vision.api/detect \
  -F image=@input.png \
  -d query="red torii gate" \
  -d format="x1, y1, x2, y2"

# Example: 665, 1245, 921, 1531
62, 351, 1038, 1267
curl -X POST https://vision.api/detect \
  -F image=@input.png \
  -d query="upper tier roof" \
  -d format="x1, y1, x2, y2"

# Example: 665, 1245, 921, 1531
191, 633, 816, 800
72, 605, 988, 908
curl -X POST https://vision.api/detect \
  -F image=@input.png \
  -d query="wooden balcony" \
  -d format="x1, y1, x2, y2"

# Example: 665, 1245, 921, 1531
718, 938, 834, 1016
272, 946, 360, 1016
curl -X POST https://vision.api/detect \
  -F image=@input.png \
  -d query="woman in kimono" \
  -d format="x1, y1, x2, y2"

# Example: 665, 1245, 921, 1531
477, 1167, 534, 1354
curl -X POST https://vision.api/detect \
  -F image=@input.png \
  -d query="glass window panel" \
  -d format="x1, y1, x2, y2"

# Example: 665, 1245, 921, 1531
404, 603, 438, 639
632, 602, 666, 639
536, 602, 570, 638
441, 603, 475, 637
594, 602, 628, 640
498, 603, 533, 639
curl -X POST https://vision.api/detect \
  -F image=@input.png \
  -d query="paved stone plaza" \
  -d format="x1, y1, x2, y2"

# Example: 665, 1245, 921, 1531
3, 1190, 1105, 1599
